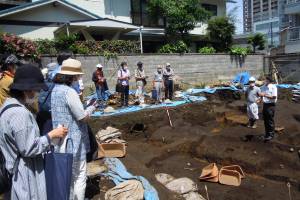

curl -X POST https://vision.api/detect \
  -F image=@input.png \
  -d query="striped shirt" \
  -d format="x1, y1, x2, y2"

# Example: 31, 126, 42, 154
0, 98, 50, 200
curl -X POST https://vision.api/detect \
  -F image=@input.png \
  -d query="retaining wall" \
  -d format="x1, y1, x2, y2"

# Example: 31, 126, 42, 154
41, 54, 265, 88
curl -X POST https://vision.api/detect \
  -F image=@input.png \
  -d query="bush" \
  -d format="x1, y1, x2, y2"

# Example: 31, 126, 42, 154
35, 37, 140, 55
198, 46, 216, 54
158, 40, 189, 53
229, 46, 251, 56
0, 33, 38, 59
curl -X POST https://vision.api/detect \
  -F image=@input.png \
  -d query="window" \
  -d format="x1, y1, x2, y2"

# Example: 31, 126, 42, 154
131, 0, 165, 27
256, 21, 279, 31
202, 4, 218, 16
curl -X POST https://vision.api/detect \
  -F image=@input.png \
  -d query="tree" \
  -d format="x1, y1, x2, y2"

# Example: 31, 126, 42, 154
147, 0, 210, 42
206, 16, 235, 52
247, 33, 266, 53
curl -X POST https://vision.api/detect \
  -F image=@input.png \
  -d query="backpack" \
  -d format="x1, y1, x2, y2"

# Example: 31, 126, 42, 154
0, 104, 21, 194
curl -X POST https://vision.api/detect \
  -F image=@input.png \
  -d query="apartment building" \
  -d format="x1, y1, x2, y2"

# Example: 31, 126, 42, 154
244, 0, 252, 32
284, 0, 300, 53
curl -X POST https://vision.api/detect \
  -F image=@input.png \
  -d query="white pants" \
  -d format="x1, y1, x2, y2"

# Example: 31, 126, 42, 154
135, 81, 145, 103
70, 160, 87, 200
247, 102, 259, 120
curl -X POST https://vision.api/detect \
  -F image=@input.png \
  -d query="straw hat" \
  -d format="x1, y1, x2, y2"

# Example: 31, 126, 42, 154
59, 58, 84, 75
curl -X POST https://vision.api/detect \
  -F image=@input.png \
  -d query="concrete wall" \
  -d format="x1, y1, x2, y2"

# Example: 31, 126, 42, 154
41, 54, 265, 88
66, 0, 132, 23
267, 53, 300, 83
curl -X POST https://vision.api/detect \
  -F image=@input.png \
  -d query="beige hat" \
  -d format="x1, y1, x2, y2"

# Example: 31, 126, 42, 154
59, 58, 84, 75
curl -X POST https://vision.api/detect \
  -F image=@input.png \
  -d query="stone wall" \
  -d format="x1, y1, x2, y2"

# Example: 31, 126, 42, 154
41, 54, 265, 88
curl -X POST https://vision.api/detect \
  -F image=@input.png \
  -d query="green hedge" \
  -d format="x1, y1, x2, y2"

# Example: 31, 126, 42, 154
36, 35, 140, 55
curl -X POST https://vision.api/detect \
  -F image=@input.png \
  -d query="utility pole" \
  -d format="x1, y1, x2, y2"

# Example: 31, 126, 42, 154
139, 26, 143, 54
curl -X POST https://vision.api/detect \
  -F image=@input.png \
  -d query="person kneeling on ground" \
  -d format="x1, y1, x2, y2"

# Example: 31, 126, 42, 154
260, 76, 278, 141
92, 64, 109, 107
51, 58, 97, 200
117, 62, 130, 107
0, 64, 68, 200
245, 77, 261, 129
152, 65, 164, 104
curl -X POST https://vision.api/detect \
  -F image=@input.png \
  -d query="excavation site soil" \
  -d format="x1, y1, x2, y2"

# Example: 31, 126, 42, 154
88, 89, 300, 200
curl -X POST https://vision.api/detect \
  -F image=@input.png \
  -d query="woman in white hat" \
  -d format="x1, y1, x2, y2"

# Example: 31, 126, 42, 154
51, 58, 96, 200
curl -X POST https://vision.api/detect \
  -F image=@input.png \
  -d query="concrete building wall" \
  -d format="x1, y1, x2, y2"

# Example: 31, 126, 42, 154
0, 25, 59, 39
66, 0, 132, 23
0, 3, 93, 40
41, 54, 265, 88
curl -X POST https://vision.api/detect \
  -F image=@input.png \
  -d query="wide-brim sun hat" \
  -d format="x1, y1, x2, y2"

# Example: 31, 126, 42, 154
10, 64, 48, 91
59, 58, 84, 75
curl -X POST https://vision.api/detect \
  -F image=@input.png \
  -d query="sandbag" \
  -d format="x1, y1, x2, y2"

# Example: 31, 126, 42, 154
155, 173, 175, 185
165, 177, 197, 194
105, 180, 144, 200
183, 192, 206, 200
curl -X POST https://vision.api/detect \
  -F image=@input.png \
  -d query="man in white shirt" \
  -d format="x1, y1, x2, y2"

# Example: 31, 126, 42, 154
260, 76, 278, 141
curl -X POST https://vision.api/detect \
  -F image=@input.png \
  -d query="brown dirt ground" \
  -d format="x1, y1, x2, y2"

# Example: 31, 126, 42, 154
87, 89, 300, 200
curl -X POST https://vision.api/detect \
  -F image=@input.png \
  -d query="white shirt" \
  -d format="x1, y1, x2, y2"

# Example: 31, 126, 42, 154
261, 83, 278, 103
118, 69, 130, 86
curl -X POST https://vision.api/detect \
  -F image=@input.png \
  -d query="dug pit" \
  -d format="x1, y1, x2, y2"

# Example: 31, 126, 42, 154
88, 89, 300, 200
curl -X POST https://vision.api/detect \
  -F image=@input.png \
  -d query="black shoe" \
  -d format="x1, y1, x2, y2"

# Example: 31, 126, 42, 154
264, 136, 274, 141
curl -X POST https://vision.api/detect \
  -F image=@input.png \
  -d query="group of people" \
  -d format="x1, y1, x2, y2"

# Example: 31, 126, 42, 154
0, 53, 97, 200
245, 76, 278, 141
0, 52, 279, 200
92, 61, 175, 107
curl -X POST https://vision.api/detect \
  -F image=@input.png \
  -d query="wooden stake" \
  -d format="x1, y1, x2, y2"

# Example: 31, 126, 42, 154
205, 185, 210, 200
165, 107, 173, 127
287, 182, 292, 200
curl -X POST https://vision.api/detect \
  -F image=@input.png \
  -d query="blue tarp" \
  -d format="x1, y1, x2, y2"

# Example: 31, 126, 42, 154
91, 96, 207, 117
102, 158, 159, 200
183, 85, 239, 95
276, 84, 300, 90
232, 72, 251, 85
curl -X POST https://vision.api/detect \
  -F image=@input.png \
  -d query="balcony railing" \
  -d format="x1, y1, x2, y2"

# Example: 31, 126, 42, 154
287, 0, 300, 4
288, 26, 300, 41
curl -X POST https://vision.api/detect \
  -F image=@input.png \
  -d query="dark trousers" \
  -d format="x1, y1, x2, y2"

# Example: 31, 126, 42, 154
164, 80, 174, 100
121, 85, 129, 106
263, 103, 275, 137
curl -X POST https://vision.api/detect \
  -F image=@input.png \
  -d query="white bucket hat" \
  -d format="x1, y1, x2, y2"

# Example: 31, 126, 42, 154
59, 58, 84, 75
96, 64, 103, 68
166, 63, 171, 66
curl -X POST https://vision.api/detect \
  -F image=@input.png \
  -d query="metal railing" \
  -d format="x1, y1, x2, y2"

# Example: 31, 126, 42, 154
288, 26, 300, 41
287, 0, 300, 4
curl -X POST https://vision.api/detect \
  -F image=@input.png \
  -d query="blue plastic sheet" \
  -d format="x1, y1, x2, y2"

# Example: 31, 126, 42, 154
184, 85, 239, 95
276, 84, 300, 90
232, 72, 250, 85
91, 96, 206, 117
102, 158, 159, 200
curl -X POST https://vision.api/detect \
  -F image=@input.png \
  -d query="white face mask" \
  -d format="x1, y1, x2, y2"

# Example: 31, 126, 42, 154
123, 66, 128, 70
250, 83, 255, 87
25, 92, 38, 105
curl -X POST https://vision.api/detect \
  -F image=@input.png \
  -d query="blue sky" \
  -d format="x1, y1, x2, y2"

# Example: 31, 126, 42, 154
227, 1, 243, 34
